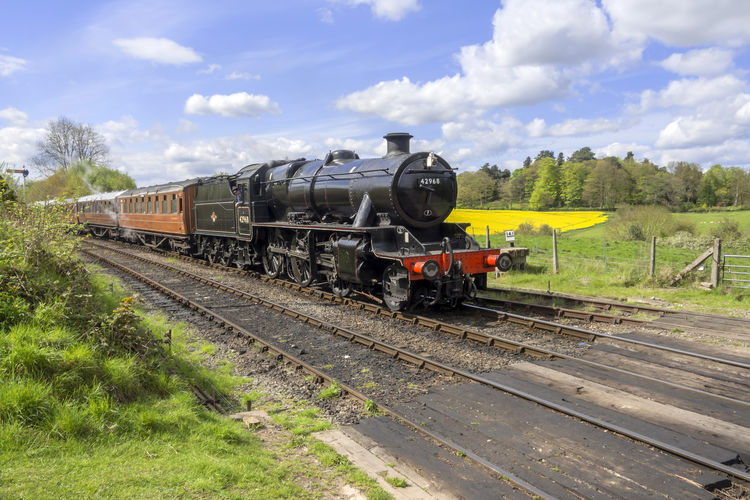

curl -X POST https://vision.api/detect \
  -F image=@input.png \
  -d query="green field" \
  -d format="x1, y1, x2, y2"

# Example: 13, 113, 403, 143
0, 202, 388, 500
484, 211, 750, 315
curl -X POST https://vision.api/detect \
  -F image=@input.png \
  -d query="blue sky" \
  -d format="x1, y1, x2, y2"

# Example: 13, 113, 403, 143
2, 0, 750, 186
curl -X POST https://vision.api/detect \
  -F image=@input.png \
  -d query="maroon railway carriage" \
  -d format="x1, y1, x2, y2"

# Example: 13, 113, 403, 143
116, 179, 198, 252
74, 191, 125, 238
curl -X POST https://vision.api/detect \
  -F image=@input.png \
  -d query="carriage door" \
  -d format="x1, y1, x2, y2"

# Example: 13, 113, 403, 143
236, 182, 252, 239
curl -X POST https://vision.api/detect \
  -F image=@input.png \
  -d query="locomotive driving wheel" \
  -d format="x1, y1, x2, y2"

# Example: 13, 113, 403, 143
288, 231, 314, 286
289, 257, 313, 286
382, 263, 410, 311
262, 233, 286, 278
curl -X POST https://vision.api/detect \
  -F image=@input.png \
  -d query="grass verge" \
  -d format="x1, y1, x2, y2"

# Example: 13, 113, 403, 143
0, 201, 389, 499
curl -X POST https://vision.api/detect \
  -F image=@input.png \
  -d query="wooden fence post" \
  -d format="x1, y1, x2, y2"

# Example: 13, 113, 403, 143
711, 238, 721, 288
649, 236, 656, 278
552, 230, 559, 274
486, 225, 490, 249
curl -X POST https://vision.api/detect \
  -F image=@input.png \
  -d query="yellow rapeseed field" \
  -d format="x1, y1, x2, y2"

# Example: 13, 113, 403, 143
446, 209, 608, 234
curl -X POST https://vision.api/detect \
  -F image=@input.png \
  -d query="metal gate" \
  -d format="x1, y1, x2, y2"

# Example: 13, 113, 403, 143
722, 254, 750, 289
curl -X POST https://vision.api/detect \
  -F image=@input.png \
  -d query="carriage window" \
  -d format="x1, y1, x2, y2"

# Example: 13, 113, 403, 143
162, 196, 167, 214
140, 198, 144, 213
147, 197, 152, 214
154, 196, 159, 214
179, 197, 183, 213
171, 194, 177, 213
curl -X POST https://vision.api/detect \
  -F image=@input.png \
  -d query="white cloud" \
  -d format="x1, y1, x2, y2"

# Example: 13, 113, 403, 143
323, 137, 383, 157
649, 91, 750, 151
198, 64, 221, 74
184, 92, 280, 117
225, 72, 259, 81
603, 0, 750, 47
597, 142, 649, 159
0, 107, 28, 125
441, 117, 525, 163
337, 0, 638, 125
659, 48, 734, 76
177, 118, 197, 134
337, 0, 420, 21
162, 135, 314, 169
637, 75, 747, 112
735, 100, 750, 125
0, 125, 44, 166
655, 117, 732, 148
525, 118, 547, 138
464, 0, 622, 68
113, 37, 202, 65
0, 54, 27, 76
96, 116, 161, 146
528, 117, 624, 137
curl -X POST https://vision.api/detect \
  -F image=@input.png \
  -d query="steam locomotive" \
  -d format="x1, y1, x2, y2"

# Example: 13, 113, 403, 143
74, 133, 527, 310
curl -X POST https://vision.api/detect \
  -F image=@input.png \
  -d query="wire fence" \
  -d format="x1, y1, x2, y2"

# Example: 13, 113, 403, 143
511, 234, 713, 279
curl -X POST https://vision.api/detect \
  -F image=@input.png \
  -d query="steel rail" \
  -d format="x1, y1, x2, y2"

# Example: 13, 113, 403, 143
475, 295, 650, 326
84, 240, 750, 408
465, 303, 750, 370
478, 293, 750, 341
485, 286, 750, 325
80, 247, 554, 499
82, 246, 750, 485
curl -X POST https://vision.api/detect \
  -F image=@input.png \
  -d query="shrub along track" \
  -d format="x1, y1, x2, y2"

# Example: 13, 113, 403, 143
82, 240, 750, 498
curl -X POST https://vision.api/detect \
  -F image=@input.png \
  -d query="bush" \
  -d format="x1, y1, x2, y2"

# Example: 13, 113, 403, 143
708, 218, 742, 242
664, 231, 712, 250
516, 221, 535, 235
516, 221, 554, 236
673, 217, 696, 235
608, 205, 679, 241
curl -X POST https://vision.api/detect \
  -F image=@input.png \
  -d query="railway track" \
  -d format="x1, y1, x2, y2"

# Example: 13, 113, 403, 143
82, 241, 750, 496
86, 240, 750, 407
482, 286, 750, 342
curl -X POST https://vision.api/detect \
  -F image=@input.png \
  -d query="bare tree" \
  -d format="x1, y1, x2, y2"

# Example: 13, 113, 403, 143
33, 117, 109, 173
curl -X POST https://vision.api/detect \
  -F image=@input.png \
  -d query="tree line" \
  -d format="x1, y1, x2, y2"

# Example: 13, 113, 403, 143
457, 148, 750, 211
2, 117, 135, 201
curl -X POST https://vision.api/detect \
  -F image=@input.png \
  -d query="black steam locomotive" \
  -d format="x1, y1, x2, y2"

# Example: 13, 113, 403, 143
77, 133, 524, 310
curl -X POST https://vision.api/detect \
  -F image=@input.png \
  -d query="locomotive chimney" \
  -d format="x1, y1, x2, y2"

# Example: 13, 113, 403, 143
384, 132, 413, 157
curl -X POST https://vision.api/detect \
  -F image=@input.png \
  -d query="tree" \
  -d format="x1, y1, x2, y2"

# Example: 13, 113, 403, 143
83, 162, 136, 192
26, 161, 136, 202
569, 147, 595, 163
529, 157, 560, 210
560, 162, 589, 207
726, 167, 750, 207
33, 117, 110, 173
502, 170, 527, 208
456, 170, 495, 208
556, 152, 564, 167
535, 150, 555, 162
523, 156, 531, 169
670, 162, 702, 205
698, 165, 727, 207
582, 159, 632, 209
